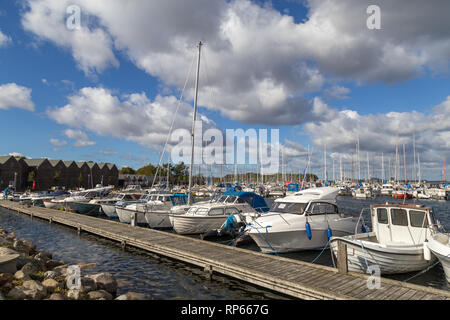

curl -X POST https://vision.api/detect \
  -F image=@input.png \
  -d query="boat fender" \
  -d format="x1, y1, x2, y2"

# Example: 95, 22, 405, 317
326, 228, 332, 240
224, 215, 237, 230
361, 224, 367, 233
423, 241, 432, 261
305, 222, 312, 240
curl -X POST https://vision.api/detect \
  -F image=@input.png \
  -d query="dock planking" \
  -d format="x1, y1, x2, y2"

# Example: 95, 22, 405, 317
1, 200, 450, 300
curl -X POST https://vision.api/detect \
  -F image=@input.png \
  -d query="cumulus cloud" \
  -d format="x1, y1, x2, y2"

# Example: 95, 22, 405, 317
64, 129, 96, 147
0, 29, 12, 47
21, 0, 450, 125
0, 83, 35, 111
50, 138, 67, 146
47, 87, 216, 150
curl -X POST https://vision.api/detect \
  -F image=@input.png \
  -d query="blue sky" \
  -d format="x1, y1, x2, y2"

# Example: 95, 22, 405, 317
0, 0, 449, 180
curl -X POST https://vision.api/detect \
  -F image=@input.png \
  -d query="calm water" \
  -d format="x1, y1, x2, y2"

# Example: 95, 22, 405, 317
1, 195, 450, 298
0, 206, 286, 300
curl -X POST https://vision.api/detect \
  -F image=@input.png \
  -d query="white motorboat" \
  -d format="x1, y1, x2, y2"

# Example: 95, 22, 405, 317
426, 233, 450, 283
169, 203, 246, 235
116, 193, 158, 225
380, 183, 394, 196
143, 194, 189, 229
112, 193, 151, 220
330, 203, 438, 275
246, 187, 362, 253
352, 187, 372, 199
413, 188, 431, 199
169, 191, 268, 235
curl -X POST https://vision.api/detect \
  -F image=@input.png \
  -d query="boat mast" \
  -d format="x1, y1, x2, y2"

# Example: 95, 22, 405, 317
413, 132, 416, 184
188, 41, 202, 205
403, 144, 407, 185
381, 152, 384, 182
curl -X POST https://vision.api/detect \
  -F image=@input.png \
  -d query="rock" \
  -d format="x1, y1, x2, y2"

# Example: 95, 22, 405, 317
23, 288, 46, 300
35, 251, 52, 261
0, 247, 19, 256
6, 287, 27, 300
0, 237, 11, 246
16, 256, 34, 270
22, 240, 36, 254
44, 270, 59, 279
21, 261, 42, 275
53, 264, 68, 275
14, 270, 31, 281
0, 254, 19, 274
1, 281, 14, 292
115, 292, 151, 300
13, 240, 32, 254
22, 279, 47, 299
5, 232, 16, 241
42, 278, 62, 291
89, 273, 117, 295
0, 273, 14, 286
46, 260, 65, 270
48, 293, 66, 300
87, 290, 113, 300
80, 276, 96, 293
66, 289, 81, 300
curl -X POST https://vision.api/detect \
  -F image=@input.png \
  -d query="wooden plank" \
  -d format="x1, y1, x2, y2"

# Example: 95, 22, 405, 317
379, 286, 410, 300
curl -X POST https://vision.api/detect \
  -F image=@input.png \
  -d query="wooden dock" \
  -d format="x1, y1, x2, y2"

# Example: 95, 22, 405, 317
1, 200, 450, 300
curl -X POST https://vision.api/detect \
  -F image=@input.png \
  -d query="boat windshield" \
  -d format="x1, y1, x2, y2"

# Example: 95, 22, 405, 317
271, 202, 306, 214
225, 196, 237, 203
187, 207, 209, 215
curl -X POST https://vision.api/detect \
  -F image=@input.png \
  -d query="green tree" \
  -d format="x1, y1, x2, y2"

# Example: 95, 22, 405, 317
136, 164, 156, 176
119, 167, 136, 174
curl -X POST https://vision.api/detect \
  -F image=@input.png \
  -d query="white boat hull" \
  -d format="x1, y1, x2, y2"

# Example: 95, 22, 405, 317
169, 215, 228, 235
249, 228, 352, 253
330, 234, 436, 274
426, 233, 450, 283
116, 207, 147, 225
43, 200, 63, 210
101, 204, 118, 218
144, 211, 172, 229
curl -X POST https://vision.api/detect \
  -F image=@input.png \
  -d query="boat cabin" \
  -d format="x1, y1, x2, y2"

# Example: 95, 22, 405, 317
186, 204, 242, 217
371, 203, 437, 245
270, 199, 339, 216
213, 191, 269, 213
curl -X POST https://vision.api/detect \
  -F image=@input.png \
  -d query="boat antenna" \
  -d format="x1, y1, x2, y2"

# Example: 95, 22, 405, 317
188, 41, 203, 205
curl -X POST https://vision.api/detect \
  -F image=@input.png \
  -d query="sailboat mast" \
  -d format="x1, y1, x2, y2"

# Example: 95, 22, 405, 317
188, 41, 202, 205
403, 144, 407, 185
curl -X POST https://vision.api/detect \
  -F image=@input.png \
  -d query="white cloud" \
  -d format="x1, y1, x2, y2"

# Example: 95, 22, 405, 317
22, 0, 450, 125
47, 87, 216, 149
63, 129, 96, 147
0, 83, 35, 111
0, 29, 11, 47
50, 138, 67, 146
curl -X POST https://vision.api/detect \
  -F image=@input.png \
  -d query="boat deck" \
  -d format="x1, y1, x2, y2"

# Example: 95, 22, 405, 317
1, 200, 450, 300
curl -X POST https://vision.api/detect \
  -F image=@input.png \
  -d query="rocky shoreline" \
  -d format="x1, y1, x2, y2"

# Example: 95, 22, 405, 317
0, 227, 150, 300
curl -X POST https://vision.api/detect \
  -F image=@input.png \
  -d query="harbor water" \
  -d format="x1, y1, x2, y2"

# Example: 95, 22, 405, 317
1, 195, 449, 298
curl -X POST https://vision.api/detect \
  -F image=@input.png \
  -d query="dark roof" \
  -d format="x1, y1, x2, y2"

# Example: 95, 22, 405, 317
23, 158, 49, 167
63, 161, 75, 167
48, 160, 63, 167
75, 161, 87, 168
0, 156, 14, 165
